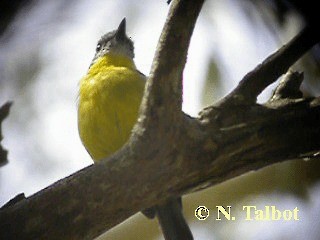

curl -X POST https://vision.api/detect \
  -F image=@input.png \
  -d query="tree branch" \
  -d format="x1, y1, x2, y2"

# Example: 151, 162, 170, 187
269, 70, 303, 101
221, 26, 320, 105
1, 1, 320, 240
137, 0, 204, 130
0, 101, 12, 167
1, 94, 319, 240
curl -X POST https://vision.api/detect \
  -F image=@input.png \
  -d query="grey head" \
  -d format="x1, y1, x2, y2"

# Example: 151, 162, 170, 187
91, 18, 134, 66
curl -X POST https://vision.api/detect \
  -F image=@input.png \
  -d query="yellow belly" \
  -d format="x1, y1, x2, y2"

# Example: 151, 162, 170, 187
78, 55, 145, 161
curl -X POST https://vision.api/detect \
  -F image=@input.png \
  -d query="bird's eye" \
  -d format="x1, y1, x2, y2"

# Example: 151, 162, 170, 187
96, 44, 101, 52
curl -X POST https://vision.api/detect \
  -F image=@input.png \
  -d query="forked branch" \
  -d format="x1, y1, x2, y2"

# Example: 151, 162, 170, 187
0, 1, 319, 240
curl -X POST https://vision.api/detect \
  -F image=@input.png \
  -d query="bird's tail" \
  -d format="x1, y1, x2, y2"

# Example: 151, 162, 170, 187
155, 198, 193, 240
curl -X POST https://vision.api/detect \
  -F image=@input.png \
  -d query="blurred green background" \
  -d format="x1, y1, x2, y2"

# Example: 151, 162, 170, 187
1, 0, 320, 239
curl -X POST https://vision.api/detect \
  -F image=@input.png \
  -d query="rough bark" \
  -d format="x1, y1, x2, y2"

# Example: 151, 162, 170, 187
0, 0, 319, 239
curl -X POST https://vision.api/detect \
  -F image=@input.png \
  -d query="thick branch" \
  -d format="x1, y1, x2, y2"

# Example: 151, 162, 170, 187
138, 0, 204, 127
1, 96, 319, 240
192, 97, 320, 192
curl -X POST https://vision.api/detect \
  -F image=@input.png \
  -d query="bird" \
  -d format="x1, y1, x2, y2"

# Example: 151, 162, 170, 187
77, 18, 193, 240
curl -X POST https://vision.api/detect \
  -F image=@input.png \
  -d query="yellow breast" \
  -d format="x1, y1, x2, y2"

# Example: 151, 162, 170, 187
78, 54, 145, 161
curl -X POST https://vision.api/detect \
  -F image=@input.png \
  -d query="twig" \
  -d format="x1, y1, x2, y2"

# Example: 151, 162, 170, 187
222, 26, 320, 105
269, 70, 304, 101
0, 101, 12, 167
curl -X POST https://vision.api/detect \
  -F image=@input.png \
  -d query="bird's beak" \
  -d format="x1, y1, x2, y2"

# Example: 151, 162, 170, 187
115, 18, 126, 41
